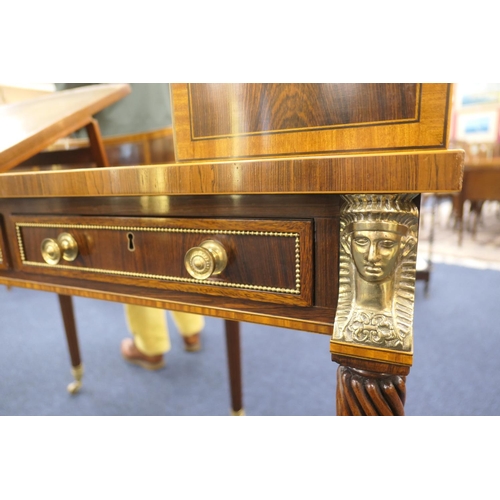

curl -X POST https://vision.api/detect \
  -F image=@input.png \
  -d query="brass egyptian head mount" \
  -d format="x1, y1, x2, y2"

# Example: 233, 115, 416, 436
333, 194, 419, 357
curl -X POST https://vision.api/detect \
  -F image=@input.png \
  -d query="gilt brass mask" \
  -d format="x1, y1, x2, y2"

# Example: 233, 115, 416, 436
333, 194, 419, 356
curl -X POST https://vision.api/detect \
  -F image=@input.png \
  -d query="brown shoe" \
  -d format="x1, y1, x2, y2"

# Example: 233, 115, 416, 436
120, 338, 165, 370
183, 333, 201, 352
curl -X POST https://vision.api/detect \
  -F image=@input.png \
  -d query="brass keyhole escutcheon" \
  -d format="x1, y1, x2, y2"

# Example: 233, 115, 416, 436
184, 240, 228, 280
41, 232, 78, 265
127, 232, 135, 252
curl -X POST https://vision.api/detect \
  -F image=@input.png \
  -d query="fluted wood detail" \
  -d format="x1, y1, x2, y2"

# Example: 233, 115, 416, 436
336, 366, 406, 416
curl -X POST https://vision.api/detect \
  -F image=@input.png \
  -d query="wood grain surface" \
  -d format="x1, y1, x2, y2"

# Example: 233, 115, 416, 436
172, 83, 451, 160
0, 149, 463, 198
188, 84, 419, 137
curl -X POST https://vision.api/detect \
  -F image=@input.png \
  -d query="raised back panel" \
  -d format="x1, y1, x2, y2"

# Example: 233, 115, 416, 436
189, 84, 419, 137
171, 83, 452, 161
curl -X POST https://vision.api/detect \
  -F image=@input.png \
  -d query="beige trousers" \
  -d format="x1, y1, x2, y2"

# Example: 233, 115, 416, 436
124, 304, 205, 356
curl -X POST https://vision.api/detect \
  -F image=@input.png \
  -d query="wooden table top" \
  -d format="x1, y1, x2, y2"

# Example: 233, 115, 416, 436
0, 83, 130, 173
0, 82, 464, 197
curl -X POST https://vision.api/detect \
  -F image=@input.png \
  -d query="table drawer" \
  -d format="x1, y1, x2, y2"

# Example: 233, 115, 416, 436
12, 215, 313, 306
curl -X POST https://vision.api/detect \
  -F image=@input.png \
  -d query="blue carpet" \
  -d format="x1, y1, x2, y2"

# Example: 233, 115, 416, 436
1, 262, 499, 416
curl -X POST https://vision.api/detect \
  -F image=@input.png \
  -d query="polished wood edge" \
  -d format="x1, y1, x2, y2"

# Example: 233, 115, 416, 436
330, 340, 413, 367
330, 353, 411, 376
0, 277, 333, 335
0, 149, 464, 198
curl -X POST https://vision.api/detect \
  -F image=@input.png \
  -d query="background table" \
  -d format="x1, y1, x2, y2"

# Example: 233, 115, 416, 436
0, 83, 130, 172
453, 157, 500, 243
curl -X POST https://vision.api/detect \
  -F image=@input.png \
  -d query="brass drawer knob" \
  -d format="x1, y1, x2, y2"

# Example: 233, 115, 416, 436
41, 232, 78, 265
184, 240, 227, 280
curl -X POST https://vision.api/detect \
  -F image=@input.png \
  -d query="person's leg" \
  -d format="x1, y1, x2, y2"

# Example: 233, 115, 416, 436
121, 304, 171, 369
170, 311, 205, 352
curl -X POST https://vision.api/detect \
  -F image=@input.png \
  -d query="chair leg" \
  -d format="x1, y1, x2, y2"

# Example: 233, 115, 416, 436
224, 320, 244, 416
58, 294, 84, 394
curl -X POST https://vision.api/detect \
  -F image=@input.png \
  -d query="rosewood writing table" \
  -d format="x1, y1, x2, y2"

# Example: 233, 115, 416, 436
0, 84, 464, 416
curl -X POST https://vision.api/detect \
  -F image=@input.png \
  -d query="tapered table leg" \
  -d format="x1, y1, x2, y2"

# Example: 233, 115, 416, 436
224, 320, 244, 416
58, 294, 83, 394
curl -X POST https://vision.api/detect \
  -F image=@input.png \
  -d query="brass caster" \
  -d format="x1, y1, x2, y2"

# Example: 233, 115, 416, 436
230, 408, 245, 416
67, 363, 84, 395
67, 380, 82, 394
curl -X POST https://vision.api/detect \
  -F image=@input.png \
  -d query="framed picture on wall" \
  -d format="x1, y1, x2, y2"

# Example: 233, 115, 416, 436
454, 110, 499, 144
455, 83, 500, 109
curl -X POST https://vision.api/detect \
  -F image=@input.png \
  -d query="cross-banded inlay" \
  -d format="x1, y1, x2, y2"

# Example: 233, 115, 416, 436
16, 222, 302, 294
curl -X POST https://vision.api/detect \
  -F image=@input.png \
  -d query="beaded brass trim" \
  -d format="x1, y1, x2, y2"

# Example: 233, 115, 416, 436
16, 222, 302, 295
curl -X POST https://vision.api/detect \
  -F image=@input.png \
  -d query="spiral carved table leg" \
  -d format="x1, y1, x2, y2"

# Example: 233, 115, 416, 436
337, 366, 407, 416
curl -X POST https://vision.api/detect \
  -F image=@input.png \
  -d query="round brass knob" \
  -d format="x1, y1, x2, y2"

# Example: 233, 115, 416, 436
41, 232, 78, 265
41, 238, 61, 265
184, 240, 227, 280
